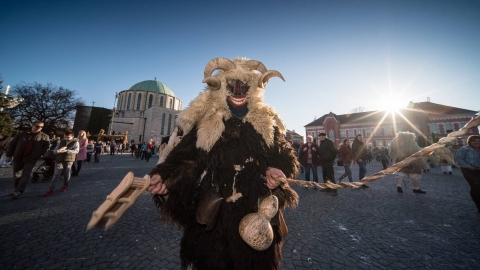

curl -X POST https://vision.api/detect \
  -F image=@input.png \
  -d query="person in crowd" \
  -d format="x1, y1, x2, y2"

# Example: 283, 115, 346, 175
339, 139, 353, 183
317, 133, 338, 195
71, 130, 87, 177
0, 136, 7, 165
380, 147, 391, 170
110, 141, 116, 155
6, 121, 50, 199
44, 130, 79, 196
297, 144, 304, 173
130, 141, 137, 156
140, 142, 147, 160
352, 134, 369, 188
85, 140, 93, 163
94, 140, 103, 163
390, 132, 428, 194
146, 139, 154, 162
300, 135, 320, 182
455, 135, 480, 216
434, 146, 455, 175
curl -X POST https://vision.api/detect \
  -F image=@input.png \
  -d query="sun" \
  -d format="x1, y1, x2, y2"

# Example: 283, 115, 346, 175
378, 94, 407, 113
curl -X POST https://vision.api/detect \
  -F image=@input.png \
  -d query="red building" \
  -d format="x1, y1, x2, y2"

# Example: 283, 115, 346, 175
304, 101, 478, 148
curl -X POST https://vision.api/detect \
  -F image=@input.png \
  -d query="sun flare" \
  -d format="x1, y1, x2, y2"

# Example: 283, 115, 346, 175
378, 95, 407, 113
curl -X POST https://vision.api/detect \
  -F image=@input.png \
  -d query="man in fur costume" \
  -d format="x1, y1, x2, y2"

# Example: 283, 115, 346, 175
390, 132, 428, 193
147, 58, 299, 270
433, 146, 456, 175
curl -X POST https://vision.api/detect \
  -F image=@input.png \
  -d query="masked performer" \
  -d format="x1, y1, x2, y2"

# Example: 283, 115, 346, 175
390, 132, 428, 193
148, 58, 299, 270
433, 145, 456, 175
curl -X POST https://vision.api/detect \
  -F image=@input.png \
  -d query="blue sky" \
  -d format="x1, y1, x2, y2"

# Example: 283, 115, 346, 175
1, 0, 479, 136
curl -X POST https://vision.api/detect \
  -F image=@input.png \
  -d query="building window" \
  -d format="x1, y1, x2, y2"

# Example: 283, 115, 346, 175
340, 129, 346, 137
161, 113, 166, 135
126, 93, 132, 110
428, 124, 438, 133
444, 123, 453, 133
384, 126, 392, 136
160, 96, 164, 107
375, 128, 382, 136
167, 114, 172, 134
119, 94, 124, 110
349, 129, 354, 137
366, 128, 372, 137
148, 94, 153, 109
356, 129, 362, 136
170, 99, 173, 109
136, 93, 142, 110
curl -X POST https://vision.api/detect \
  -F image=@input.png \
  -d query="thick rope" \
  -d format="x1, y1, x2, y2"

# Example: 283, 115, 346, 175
281, 115, 480, 190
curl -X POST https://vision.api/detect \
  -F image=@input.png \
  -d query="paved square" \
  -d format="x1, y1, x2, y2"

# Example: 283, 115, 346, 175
1, 154, 479, 269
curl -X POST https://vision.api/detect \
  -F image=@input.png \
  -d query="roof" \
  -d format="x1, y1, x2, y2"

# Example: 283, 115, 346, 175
409, 101, 477, 116
129, 80, 175, 97
304, 101, 477, 127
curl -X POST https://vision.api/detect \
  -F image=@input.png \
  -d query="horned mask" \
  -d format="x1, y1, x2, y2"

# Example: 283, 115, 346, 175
202, 57, 285, 119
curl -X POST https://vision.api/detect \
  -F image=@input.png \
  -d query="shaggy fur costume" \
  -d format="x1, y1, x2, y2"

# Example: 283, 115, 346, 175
150, 58, 299, 270
433, 147, 455, 166
390, 132, 427, 174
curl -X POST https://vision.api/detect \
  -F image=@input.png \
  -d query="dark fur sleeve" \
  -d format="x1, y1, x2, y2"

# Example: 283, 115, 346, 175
150, 130, 200, 226
268, 127, 300, 210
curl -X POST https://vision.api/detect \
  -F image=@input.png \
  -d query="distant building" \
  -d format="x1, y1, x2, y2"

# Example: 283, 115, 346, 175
73, 106, 112, 136
285, 129, 304, 144
111, 79, 182, 143
304, 101, 478, 148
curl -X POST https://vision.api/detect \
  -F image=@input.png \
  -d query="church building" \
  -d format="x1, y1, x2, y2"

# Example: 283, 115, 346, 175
111, 79, 182, 143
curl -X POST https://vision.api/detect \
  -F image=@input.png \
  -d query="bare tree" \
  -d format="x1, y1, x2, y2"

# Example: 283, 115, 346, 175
350, 106, 366, 113
0, 74, 15, 137
7, 82, 84, 134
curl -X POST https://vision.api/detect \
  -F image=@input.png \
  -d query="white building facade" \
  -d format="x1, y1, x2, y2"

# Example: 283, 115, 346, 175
111, 79, 182, 143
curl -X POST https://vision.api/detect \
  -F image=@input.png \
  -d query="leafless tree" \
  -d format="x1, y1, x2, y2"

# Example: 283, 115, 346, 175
6, 82, 84, 134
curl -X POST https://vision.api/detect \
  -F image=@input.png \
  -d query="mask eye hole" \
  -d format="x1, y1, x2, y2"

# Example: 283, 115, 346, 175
226, 80, 234, 92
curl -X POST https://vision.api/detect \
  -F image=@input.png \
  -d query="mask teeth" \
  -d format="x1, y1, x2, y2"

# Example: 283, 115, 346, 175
229, 96, 246, 105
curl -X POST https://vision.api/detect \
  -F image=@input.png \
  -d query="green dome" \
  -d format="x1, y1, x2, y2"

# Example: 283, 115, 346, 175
129, 80, 175, 96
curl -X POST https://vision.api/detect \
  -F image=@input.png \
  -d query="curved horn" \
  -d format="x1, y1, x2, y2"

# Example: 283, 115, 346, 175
204, 58, 236, 79
202, 77, 221, 90
245, 60, 267, 74
258, 70, 285, 88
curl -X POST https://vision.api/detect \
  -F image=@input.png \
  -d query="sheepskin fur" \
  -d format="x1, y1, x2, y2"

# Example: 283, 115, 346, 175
177, 58, 285, 153
390, 132, 427, 174
433, 147, 455, 166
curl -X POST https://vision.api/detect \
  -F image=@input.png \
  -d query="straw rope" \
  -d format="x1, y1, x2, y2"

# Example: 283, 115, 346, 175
280, 115, 480, 190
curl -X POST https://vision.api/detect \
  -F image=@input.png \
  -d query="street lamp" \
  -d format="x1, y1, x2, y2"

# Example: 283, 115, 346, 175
108, 92, 118, 135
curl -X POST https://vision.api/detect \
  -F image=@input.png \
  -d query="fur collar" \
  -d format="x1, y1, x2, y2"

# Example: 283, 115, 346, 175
177, 85, 285, 152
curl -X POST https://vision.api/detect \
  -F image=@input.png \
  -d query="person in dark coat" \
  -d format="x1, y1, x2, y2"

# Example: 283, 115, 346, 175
6, 121, 50, 199
339, 139, 353, 182
317, 133, 338, 195
352, 134, 369, 188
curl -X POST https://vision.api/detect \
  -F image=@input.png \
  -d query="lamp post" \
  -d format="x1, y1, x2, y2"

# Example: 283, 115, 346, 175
108, 92, 118, 135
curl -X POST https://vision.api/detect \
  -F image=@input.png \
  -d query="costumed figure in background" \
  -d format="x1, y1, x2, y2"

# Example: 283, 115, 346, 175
390, 132, 428, 194
147, 57, 299, 270
433, 145, 455, 175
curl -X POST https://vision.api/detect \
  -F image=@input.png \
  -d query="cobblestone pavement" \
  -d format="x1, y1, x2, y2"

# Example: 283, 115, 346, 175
1, 154, 479, 269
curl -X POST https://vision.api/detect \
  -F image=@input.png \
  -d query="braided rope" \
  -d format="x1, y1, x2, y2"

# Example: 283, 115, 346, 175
282, 115, 480, 190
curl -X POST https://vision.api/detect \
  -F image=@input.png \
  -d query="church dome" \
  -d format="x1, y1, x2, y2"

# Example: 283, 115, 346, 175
129, 80, 175, 97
